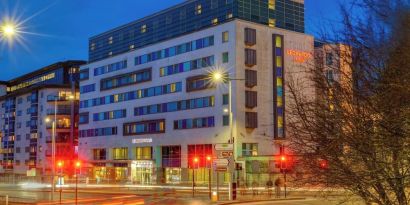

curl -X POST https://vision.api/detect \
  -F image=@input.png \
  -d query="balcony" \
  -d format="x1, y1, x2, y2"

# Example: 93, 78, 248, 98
47, 95, 78, 103
46, 108, 72, 115
46, 135, 70, 143
46, 124, 71, 130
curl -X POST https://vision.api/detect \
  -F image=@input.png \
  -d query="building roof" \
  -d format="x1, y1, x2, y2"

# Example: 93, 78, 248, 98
5, 60, 86, 85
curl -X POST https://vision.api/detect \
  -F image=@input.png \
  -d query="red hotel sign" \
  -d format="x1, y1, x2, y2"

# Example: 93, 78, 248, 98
286, 49, 312, 63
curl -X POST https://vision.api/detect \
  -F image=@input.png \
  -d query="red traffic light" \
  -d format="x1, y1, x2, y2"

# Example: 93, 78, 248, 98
206, 156, 212, 161
193, 157, 199, 163
319, 159, 328, 169
57, 161, 63, 168
280, 155, 286, 161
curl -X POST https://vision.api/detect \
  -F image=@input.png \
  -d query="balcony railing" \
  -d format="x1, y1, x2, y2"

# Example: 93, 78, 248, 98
46, 124, 71, 129
46, 135, 70, 143
46, 108, 72, 115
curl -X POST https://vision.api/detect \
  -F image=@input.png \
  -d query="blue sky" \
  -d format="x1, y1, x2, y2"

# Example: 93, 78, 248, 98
0, 0, 345, 80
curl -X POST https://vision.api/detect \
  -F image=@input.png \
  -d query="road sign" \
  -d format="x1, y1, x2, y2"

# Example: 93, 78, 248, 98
217, 151, 233, 159
214, 159, 229, 172
215, 143, 233, 151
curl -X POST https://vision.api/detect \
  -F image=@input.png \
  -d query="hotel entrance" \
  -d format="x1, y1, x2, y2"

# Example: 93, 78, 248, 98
131, 160, 153, 185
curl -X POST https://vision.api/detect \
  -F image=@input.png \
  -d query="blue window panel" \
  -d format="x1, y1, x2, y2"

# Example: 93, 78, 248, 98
276, 48, 282, 55
277, 107, 283, 115
277, 87, 283, 97
276, 68, 283, 77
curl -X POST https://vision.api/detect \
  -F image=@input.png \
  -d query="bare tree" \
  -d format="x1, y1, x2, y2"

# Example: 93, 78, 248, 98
286, 1, 410, 204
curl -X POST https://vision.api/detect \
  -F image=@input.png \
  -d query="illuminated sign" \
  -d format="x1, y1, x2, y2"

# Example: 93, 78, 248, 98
286, 49, 312, 63
132, 138, 153, 144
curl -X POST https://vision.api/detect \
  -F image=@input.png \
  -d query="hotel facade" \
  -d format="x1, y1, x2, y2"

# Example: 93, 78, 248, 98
0, 61, 85, 178
79, 0, 313, 185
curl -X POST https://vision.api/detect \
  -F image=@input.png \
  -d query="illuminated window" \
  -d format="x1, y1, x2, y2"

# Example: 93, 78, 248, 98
108, 51, 113, 56
195, 4, 202, 15
276, 56, 282, 67
91, 43, 95, 51
275, 36, 282, 48
113, 147, 128, 160
222, 31, 229, 43
242, 143, 258, 156
136, 147, 152, 160
277, 78, 283, 86
277, 96, 283, 106
269, 0, 275, 10
141, 24, 147, 33
212, 18, 218, 25
130, 45, 135, 50
278, 116, 283, 127
269, 18, 276, 28
226, 13, 233, 19
108, 36, 113, 44
170, 83, 176, 92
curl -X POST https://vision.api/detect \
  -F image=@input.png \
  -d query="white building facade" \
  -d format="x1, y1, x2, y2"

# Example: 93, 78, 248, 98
79, 18, 314, 186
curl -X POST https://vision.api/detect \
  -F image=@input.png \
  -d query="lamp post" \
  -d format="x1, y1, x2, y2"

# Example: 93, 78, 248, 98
210, 71, 244, 201
206, 156, 212, 200
75, 161, 81, 205
57, 161, 63, 204
45, 95, 74, 202
192, 157, 199, 198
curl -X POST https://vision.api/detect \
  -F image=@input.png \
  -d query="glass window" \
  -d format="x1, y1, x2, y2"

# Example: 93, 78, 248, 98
222, 52, 229, 63
269, 19, 276, 28
223, 115, 230, 126
222, 31, 229, 43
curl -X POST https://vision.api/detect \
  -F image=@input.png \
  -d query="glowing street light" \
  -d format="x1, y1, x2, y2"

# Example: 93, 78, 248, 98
1, 24, 16, 37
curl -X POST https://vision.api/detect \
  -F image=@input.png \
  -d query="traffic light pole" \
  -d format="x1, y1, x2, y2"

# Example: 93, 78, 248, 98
192, 167, 195, 198
284, 170, 287, 198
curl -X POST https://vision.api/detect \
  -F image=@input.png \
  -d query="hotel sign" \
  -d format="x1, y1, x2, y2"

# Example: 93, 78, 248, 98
286, 49, 312, 63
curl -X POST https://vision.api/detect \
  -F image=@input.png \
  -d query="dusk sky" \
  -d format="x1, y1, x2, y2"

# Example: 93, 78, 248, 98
0, 0, 345, 80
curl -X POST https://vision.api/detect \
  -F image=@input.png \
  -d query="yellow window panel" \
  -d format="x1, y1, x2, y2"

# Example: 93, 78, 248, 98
277, 78, 283, 86
277, 97, 283, 106
276, 36, 282, 48
276, 56, 282, 67
269, 0, 275, 10
269, 18, 276, 28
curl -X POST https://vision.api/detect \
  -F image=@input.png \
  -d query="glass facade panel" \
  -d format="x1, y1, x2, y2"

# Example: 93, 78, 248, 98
89, 0, 304, 62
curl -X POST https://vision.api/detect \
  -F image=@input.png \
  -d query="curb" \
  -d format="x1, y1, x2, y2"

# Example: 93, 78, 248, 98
218, 197, 306, 205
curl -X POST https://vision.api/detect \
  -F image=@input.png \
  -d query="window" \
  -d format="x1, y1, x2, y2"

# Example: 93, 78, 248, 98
136, 147, 152, 160
17, 98, 22, 104
223, 115, 230, 126
326, 52, 334, 66
112, 147, 128, 160
80, 82, 181, 108
242, 143, 258, 156
212, 18, 218, 25
174, 116, 215, 130
186, 75, 212, 92
94, 60, 127, 76
123, 119, 165, 135
245, 91, 258, 108
108, 36, 113, 44
79, 112, 89, 124
159, 56, 214, 77
326, 70, 335, 82
222, 31, 229, 43
245, 112, 258, 128
80, 84, 95, 94
226, 12, 233, 19
269, 19, 276, 28
162, 146, 181, 167
79, 127, 117, 138
245, 70, 257, 88
135, 36, 214, 65
245, 28, 256, 46
222, 94, 229, 105
141, 24, 147, 33
15, 147, 20, 153
268, 0, 275, 10
100, 68, 151, 90
222, 52, 229, 63
134, 96, 215, 116
79, 69, 89, 81
245, 49, 257, 66
195, 4, 202, 15
93, 109, 126, 121
16, 135, 21, 141
93, 149, 106, 160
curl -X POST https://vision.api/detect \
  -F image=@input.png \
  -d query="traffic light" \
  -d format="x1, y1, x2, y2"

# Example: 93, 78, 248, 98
206, 156, 211, 162
193, 157, 199, 163
319, 159, 328, 169
280, 155, 287, 170
57, 161, 63, 168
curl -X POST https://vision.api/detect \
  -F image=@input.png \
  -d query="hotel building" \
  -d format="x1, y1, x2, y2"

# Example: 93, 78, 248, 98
79, 0, 314, 185
0, 61, 85, 178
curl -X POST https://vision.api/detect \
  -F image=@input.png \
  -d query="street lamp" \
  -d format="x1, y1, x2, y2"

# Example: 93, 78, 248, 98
210, 70, 244, 201
45, 94, 75, 201
192, 157, 199, 198
206, 156, 212, 200
75, 160, 81, 205
57, 161, 63, 204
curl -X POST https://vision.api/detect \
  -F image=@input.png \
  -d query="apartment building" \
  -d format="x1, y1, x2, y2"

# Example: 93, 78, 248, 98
78, 0, 313, 186
0, 61, 85, 177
